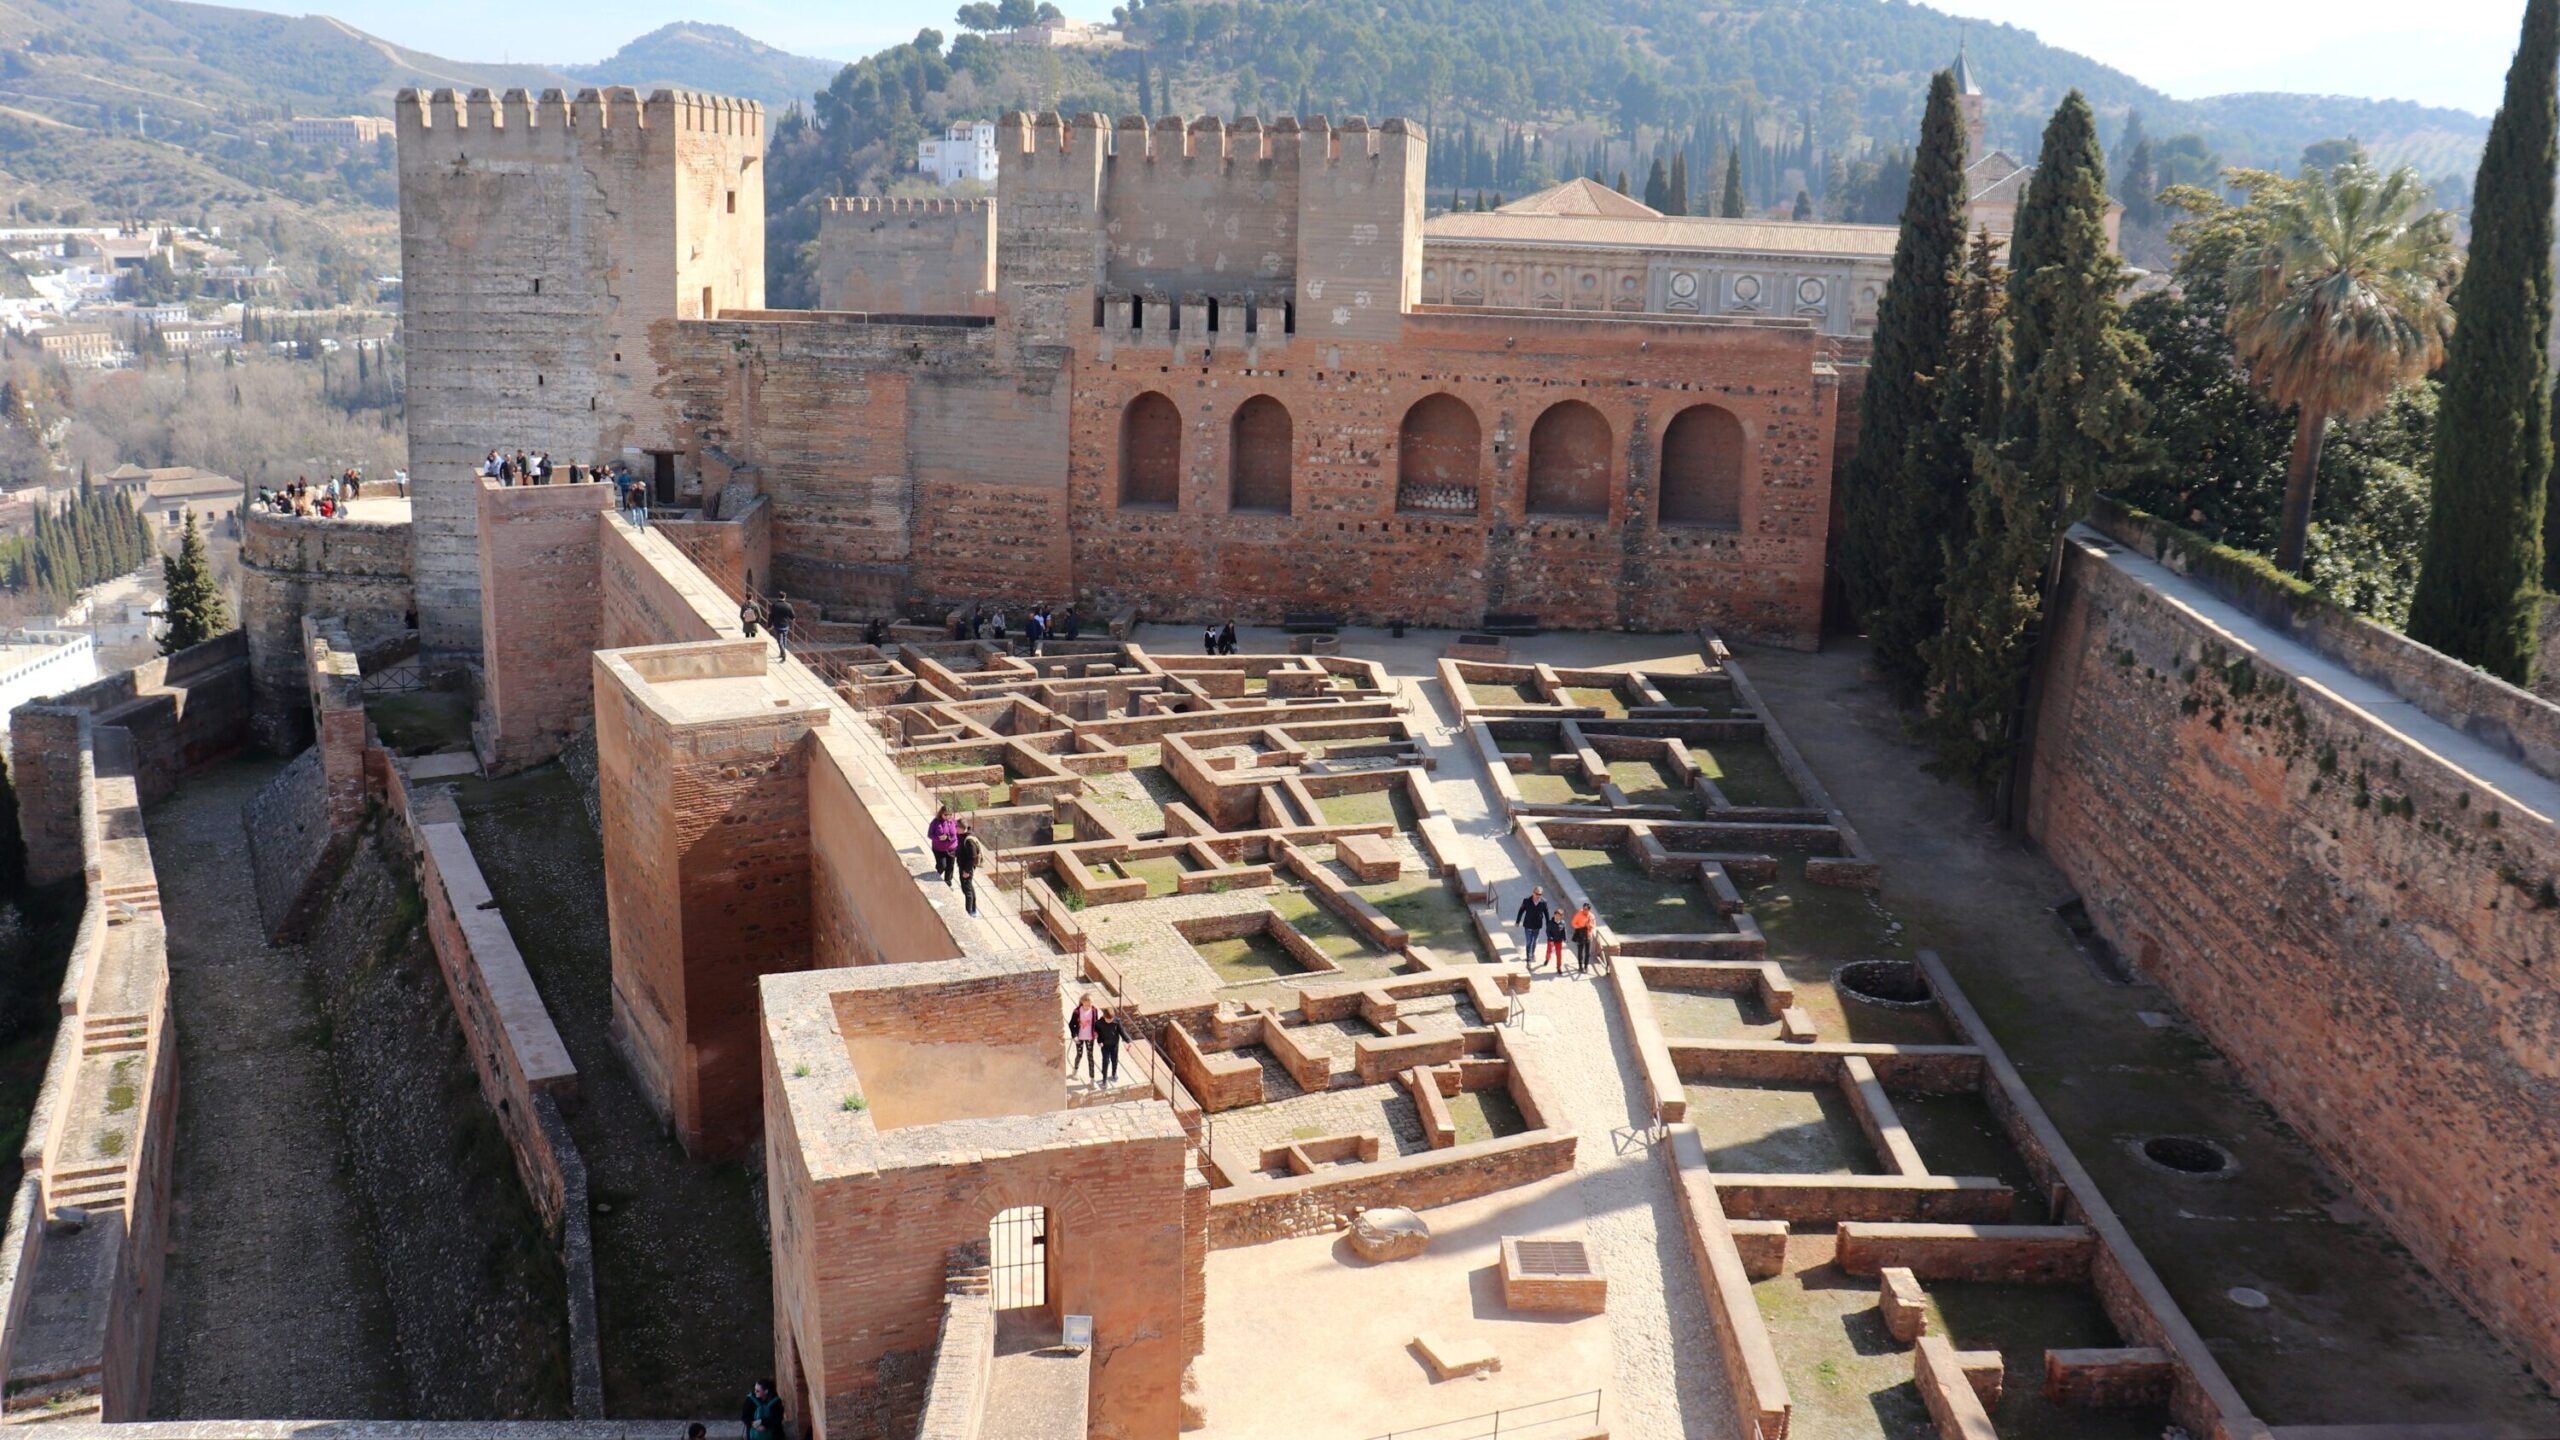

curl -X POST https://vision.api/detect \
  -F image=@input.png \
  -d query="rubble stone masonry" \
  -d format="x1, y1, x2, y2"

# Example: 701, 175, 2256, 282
2026, 534, 2560, 1389
238, 508, 414, 753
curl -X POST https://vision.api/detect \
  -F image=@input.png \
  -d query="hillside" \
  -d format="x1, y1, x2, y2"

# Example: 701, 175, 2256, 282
564, 23, 842, 113
0, 0, 2497, 311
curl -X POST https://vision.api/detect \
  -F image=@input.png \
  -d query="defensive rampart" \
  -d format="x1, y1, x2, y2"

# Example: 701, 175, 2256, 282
11, 632, 249, 885
239, 506, 415, 752
2026, 517, 2560, 1390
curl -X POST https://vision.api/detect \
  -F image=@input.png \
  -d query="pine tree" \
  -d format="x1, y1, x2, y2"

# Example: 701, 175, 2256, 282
1668, 151, 1689, 216
1720, 144, 1746, 217
1923, 92, 2147, 792
1643, 157, 1670, 210
159, 511, 230, 654
1842, 71, 1973, 703
2406, 0, 2556, 681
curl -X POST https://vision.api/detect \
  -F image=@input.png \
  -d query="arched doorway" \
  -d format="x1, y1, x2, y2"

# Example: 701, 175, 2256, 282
1658, 403, 1745, 527
1119, 393, 1181, 509
1396, 393, 1481, 514
1228, 396, 1293, 513
989, 1204, 1049, 1310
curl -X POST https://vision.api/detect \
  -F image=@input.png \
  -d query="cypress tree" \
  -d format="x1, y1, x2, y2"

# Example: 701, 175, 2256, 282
1923, 92, 2147, 792
1721, 144, 1746, 216
1644, 157, 1669, 211
1842, 70, 1972, 704
1793, 189, 1813, 221
2407, 0, 2555, 680
1668, 151, 1689, 215
159, 511, 231, 654
1615, 170, 1629, 196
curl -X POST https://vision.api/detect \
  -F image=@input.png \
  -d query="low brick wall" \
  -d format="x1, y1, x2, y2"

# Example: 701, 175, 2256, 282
1206, 1130, 1576, 1247
1835, 1222, 2095, 1285
13, 632, 250, 884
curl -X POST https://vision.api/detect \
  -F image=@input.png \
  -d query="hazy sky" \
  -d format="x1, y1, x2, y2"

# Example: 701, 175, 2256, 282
322, 0, 2524, 116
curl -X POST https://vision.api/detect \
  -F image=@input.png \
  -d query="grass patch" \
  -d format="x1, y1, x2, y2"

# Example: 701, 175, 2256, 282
1357, 876, 1484, 960
1607, 758, 1703, 816
1515, 771, 1606, 806
1192, 929, 1304, 987
1446, 1086, 1528, 1145
1696, 738, 1801, 808
1467, 681, 1544, 708
1314, 785, 1417, 829
1558, 848, 1728, 934
1560, 685, 1629, 718
1117, 854, 1189, 898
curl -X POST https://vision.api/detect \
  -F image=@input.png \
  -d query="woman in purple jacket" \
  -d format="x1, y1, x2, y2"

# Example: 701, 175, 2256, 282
928, 804, 962, 886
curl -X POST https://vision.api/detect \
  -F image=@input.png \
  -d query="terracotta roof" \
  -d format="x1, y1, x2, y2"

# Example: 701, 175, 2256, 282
144, 471, 238, 500
1494, 178, 1664, 219
1425, 208, 1900, 260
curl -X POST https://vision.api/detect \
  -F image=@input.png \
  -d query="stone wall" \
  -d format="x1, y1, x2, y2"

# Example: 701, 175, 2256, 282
475, 479, 620, 772
2026, 530, 2560, 1391
398, 86, 763, 649
11, 632, 250, 885
1206, 1129, 1576, 1246
0, 720, 178, 1418
817, 198, 995, 316
238, 506, 413, 752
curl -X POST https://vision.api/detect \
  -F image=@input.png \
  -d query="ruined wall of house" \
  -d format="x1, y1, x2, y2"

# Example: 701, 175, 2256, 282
2026, 537, 2560, 1390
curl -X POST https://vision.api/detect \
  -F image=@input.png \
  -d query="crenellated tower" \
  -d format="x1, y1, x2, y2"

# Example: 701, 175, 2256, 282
395, 86, 765, 652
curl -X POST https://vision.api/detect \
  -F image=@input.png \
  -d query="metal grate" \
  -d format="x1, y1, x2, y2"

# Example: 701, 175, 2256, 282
1511, 1240, 1591, 1277
988, 1205, 1047, 1310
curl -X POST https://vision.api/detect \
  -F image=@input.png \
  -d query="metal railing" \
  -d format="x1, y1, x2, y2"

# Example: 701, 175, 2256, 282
1360, 1389, 1602, 1440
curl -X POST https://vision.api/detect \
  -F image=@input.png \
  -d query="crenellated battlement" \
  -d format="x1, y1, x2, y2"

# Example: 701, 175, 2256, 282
991, 110, 1423, 166
824, 196, 994, 215
393, 86, 764, 144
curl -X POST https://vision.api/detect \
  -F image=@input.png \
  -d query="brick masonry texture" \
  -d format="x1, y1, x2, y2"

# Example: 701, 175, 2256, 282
399, 97, 1844, 657
2026, 535, 2560, 1391
476, 479, 618, 771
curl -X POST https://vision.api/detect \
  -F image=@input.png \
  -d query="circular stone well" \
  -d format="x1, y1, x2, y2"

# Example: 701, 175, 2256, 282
1833, 959, 1933, 1009
2137, 1134, 2236, 1178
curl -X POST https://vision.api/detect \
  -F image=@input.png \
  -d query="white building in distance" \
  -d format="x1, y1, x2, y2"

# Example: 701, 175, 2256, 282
917, 121, 999, 186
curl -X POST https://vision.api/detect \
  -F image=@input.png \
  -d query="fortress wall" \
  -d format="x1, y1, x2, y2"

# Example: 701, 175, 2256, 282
2025, 532, 2560, 1389
817, 199, 996, 316
11, 634, 248, 878
239, 508, 414, 752
397, 86, 762, 651
1099, 115, 1300, 302
475, 479, 619, 772
1062, 310, 1835, 643
660, 315, 1071, 611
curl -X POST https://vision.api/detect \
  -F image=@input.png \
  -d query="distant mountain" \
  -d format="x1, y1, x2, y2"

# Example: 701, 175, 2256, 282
2180, 93, 2488, 182
565, 23, 841, 114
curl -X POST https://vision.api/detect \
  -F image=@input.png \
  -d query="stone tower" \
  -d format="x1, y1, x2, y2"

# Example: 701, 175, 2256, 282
395, 86, 765, 652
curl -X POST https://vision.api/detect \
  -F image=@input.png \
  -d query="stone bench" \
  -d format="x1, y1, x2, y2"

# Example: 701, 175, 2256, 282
1289, 633, 1340, 656
1481, 612, 1541, 637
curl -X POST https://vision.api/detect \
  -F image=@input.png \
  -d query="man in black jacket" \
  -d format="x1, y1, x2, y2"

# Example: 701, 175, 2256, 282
1514, 887, 1552, 969
954, 822, 983, 916
768, 592, 796, 661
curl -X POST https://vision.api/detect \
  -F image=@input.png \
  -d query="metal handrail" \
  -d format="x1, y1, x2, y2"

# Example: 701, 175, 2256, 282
1359, 1388, 1602, 1440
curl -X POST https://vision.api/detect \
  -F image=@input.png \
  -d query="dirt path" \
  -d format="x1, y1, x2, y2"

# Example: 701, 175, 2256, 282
146, 760, 402, 1419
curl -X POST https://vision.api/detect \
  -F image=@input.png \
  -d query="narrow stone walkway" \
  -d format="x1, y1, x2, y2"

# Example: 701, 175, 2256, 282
146, 759, 402, 1418
1380, 644, 1736, 1440
979, 1312, 1088, 1440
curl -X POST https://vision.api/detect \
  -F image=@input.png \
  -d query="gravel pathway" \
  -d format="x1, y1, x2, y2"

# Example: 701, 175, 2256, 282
147, 759, 403, 1419
1383, 651, 1737, 1439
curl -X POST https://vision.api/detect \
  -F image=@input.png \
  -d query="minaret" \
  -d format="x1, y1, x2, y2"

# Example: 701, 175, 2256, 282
1952, 39, 1988, 156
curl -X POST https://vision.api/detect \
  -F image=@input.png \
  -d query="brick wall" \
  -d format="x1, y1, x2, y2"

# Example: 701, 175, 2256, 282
11, 633, 250, 883
238, 507, 413, 752
817, 198, 995, 315
2026, 534, 2560, 1390
476, 479, 619, 771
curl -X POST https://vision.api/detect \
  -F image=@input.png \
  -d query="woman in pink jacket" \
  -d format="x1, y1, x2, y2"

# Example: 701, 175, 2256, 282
928, 805, 962, 886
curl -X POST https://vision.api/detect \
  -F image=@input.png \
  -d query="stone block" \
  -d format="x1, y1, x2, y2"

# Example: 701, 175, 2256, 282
1348, 1206, 1431, 1262
1336, 831, 1404, 883
2043, 1346, 2172, 1407
1879, 1266, 1928, 1343
1727, 1218, 1790, 1279
1411, 1331, 1500, 1381
1954, 1349, 2003, 1406
1500, 1235, 1606, 1314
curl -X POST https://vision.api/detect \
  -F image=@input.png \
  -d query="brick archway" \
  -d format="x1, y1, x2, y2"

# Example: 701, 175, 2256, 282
1120, 391, 1181, 510
1659, 403, 1745, 528
1525, 400, 1612, 518
1228, 395, 1293, 514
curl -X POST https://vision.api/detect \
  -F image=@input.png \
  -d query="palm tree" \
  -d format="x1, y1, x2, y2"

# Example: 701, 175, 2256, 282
2227, 162, 2456, 574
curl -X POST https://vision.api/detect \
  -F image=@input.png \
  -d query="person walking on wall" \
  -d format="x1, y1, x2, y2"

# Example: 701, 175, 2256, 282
740, 1379, 784, 1440
928, 805, 961, 886
1570, 901, 1596, 975
1096, 1005, 1127, 1084
1514, 888, 1552, 971
768, 591, 796, 661
1544, 906, 1568, 973
1069, 993, 1102, 1081
738, 594, 760, 640
1218, 621, 1238, 656
954, 820, 982, 917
